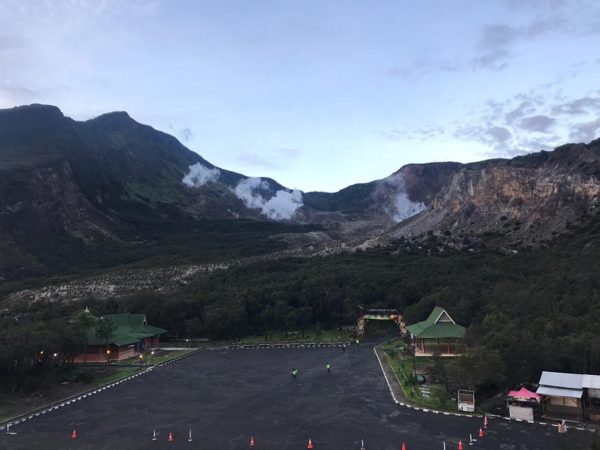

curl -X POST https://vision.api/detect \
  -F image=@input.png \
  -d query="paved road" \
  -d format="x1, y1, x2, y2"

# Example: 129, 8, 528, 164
0, 346, 579, 449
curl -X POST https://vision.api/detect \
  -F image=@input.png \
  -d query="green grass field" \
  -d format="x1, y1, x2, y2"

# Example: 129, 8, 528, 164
382, 340, 455, 412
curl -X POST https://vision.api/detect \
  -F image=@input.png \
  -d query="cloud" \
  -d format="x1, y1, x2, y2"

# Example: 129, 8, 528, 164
170, 125, 194, 142
233, 177, 303, 220
454, 125, 514, 151
551, 96, 600, 115
382, 125, 445, 142
182, 162, 220, 187
505, 101, 537, 123
392, 2, 600, 78
235, 153, 280, 170
519, 115, 556, 132
470, 49, 512, 71
569, 119, 600, 143
478, 24, 519, 49
0, 85, 39, 107
450, 86, 600, 157
487, 126, 513, 143
234, 148, 302, 170
278, 148, 302, 159
0, 0, 160, 108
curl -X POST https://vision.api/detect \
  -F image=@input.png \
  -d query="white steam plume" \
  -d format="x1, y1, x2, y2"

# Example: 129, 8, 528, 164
233, 177, 303, 220
377, 172, 426, 223
182, 162, 220, 187
392, 191, 426, 222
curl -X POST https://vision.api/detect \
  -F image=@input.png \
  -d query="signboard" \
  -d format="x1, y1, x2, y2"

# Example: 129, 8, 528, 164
458, 390, 475, 412
509, 405, 534, 421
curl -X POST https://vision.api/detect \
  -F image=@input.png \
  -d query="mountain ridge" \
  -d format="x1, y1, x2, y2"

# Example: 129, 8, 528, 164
1, 104, 599, 284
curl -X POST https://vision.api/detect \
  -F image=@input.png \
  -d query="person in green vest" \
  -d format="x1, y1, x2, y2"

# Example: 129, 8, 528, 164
326, 363, 331, 373
291, 368, 298, 381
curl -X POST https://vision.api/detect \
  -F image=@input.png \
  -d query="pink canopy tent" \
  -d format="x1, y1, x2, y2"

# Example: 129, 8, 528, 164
507, 387, 541, 402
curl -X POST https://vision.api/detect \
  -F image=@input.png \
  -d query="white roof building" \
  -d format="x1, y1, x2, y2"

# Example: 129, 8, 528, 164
537, 371, 600, 399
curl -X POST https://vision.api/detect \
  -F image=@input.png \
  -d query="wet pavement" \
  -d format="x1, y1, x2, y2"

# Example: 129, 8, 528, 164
0, 346, 577, 449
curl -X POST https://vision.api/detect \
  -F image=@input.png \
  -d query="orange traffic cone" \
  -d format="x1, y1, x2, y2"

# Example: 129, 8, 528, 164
307, 438, 314, 449
250, 435, 255, 447
402, 443, 407, 450
479, 428, 484, 438
458, 440, 464, 450
168, 431, 174, 442
71, 430, 77, 440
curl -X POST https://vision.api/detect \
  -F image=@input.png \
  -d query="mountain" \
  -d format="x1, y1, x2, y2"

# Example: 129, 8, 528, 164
1, 104, 599, 285
0, 104, 306, 280
385, 142, 600, 246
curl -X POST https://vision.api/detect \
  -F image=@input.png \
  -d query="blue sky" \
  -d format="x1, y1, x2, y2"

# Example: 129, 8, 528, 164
1, 0, 599, 192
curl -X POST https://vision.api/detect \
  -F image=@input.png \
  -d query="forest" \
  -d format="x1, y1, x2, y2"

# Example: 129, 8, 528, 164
2, 220, 600, 400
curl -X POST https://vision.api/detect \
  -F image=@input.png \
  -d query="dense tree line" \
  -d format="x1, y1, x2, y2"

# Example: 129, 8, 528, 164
0, 305, 117, 391
3, 222, 600, 397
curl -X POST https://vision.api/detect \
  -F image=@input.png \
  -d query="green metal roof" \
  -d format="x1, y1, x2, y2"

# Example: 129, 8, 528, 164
85, 314, 167, 346
406, 307, 466, 339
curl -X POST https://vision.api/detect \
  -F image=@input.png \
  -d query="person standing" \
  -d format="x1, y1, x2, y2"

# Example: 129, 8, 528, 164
326, 363, 331, 373
292, 368, 298, 381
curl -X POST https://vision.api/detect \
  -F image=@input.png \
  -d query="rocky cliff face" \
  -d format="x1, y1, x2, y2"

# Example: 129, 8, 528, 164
0, 104, 599, 285
387, 141, 600, 244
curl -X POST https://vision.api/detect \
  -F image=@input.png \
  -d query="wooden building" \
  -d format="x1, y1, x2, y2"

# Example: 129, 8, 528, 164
536, 371, 600, 422
73, 313, 167, 363
406, 307, 466, 357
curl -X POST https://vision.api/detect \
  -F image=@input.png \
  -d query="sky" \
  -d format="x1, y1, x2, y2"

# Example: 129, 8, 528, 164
1, 0, 600, 192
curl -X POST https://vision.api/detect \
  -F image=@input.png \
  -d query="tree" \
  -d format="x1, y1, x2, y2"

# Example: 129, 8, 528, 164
446, 347, 506, 393
95, 317, 116, 362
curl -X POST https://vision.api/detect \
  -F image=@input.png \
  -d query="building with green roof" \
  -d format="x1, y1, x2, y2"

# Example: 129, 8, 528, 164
74, 313, 167, 363
406, 307, 466, 357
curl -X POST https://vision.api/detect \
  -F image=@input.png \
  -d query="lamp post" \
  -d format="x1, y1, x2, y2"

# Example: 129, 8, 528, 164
410, 343, 416, 381
106, 348, 111, 364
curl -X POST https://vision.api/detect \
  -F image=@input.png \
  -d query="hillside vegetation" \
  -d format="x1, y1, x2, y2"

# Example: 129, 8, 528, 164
3, 215, 600, 397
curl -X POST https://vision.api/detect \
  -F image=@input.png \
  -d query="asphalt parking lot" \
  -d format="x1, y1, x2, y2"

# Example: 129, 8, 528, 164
0, 346, 579, 449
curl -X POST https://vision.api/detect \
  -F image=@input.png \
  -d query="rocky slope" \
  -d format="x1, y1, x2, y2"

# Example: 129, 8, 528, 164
1, 104, 599, 286
386, 142, 600, 245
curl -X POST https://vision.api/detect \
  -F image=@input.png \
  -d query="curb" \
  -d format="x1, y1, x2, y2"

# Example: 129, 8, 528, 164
485, 413, 596, 432
0, 349, 200, 432
372, 347, 477, 418
373, 346, 597, 433
224, 341, 352, 350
